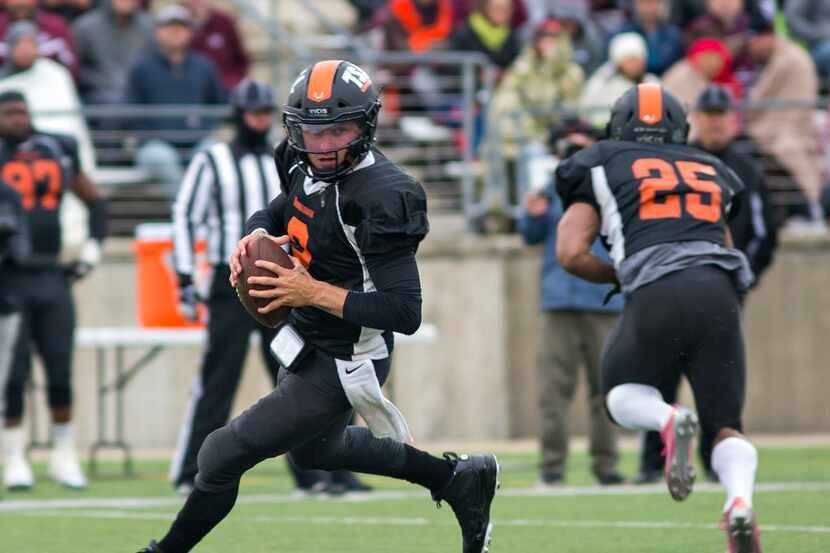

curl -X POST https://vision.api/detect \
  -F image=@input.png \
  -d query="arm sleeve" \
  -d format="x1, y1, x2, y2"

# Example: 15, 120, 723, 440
245, 194, 288, 237
722, 163, 746, 221
748, 168, 778, 279
173, 152, 214, 276
342, 248, 422, 335
87, 197, 107, 242
555, 152, 599, 211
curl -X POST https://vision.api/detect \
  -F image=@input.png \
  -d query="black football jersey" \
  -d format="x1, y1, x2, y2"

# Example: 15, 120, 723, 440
0, 132, 80, 259
257, 142, 428, 359
556, 140, 744, 267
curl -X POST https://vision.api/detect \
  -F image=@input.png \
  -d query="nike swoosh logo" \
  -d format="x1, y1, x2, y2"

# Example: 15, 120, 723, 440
344, 366, 360, 375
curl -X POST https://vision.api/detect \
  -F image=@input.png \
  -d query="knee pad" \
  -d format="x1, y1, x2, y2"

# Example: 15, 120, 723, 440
195, 426, 259, 493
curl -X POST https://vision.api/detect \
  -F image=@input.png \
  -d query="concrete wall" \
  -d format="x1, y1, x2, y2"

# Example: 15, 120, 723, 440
20, 231, 830, 448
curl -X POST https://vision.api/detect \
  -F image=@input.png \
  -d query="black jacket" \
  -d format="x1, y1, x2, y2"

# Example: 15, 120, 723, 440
691, 139, 778, 284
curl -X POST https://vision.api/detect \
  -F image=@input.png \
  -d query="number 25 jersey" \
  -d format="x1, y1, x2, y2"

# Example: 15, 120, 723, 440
555, 140, 745, 269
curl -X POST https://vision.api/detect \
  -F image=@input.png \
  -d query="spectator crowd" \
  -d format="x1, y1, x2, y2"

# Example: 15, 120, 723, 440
0, 0, 827, 225
368, 0, 830, 229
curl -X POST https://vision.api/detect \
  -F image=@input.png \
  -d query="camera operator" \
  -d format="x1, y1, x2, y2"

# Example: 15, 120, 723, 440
517, 117, 625, 486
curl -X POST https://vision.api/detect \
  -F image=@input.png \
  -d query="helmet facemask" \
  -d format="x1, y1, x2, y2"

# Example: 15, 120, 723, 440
283, 103, 379, 182
282, 60, 382, 182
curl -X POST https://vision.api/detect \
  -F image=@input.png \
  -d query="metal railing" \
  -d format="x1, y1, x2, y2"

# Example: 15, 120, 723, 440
24, 50, 494, 234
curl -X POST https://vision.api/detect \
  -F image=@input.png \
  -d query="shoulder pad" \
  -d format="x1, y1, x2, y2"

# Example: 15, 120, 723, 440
346, 168, 429, 255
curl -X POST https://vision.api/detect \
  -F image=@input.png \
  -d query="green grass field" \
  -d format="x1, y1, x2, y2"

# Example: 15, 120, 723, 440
2, 445, 828, 552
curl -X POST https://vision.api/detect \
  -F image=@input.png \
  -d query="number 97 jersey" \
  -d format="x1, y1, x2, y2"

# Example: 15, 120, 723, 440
555, 140, 745, 268
0, 132, 80, 258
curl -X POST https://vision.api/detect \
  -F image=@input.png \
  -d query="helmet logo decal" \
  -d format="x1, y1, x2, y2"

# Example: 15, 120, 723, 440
638, 83, 663, 125
306, 60, 343, 103
342, 63, 372, 92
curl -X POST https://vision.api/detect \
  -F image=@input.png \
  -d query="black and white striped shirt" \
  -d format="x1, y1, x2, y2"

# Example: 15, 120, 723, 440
173, 142, 281, 276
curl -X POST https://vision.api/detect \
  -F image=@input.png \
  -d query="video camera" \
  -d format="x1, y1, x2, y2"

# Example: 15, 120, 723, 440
548, 114, 605, 160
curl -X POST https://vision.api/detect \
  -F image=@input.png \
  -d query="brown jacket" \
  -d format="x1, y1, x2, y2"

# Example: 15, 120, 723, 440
747, 38, 822, 202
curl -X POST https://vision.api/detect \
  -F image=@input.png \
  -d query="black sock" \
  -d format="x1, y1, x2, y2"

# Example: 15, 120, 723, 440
157, 485, 239, 553
401, 444, 453, 493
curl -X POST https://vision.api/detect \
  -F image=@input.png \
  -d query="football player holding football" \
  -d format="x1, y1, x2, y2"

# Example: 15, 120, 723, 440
138, 61, 499, 553
555, 83, 762, 553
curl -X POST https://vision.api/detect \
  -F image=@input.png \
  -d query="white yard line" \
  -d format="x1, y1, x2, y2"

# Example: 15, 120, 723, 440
12, 509, 830, 534
2, 481, 829, 512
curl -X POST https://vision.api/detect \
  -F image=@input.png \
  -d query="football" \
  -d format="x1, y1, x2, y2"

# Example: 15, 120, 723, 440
236, 235, 294, 328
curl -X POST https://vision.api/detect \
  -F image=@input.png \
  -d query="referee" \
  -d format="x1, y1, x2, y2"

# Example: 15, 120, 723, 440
170, 79, 282, 493
169, 80, 369, 495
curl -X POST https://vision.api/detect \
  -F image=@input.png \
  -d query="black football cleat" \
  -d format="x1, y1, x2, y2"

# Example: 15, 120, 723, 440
136, 540, 164, 553
432, 452, 500, 553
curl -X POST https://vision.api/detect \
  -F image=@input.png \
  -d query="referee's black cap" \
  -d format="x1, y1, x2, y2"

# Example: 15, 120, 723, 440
231, 79, 276, 112
695, 85, 735, 113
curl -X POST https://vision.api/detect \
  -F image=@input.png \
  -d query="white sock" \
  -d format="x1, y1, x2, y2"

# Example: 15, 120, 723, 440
2, 426, 26, 457
606, 384, 675, 431
52, 423, 74, 446
712, 437, 758, 512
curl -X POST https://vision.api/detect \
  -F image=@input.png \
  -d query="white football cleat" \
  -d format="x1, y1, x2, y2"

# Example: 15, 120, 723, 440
49, 441, 87, 489
3, 427, 35, 490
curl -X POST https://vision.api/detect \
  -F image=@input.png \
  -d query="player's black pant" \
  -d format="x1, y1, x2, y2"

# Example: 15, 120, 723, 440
171, 265, 280, 487
4, 267, 75, 420
158, 349, 414, 552
602, 265, 746, 440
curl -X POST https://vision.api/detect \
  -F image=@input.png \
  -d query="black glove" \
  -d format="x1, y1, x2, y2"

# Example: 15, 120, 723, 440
65, 260, 94, 282
177, 274, 203, 321
65, 239, 101, 284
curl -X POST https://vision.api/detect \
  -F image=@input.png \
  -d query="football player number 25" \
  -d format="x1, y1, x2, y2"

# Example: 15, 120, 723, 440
287, 216, 312, 268
633, 158, 721, 222
3, 160, 61, 210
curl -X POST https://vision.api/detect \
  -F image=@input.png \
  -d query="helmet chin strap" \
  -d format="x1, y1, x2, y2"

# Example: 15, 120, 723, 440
301, 149, 354, 182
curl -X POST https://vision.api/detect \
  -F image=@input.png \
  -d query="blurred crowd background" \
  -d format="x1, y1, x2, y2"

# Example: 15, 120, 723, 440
0, 0, 827, 235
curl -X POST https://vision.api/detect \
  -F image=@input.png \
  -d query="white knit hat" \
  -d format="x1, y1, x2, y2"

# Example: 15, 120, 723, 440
609, 32, 647, 64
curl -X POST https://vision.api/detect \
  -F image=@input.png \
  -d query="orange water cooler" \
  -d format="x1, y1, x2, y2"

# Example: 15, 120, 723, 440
133, 222, 207, 328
